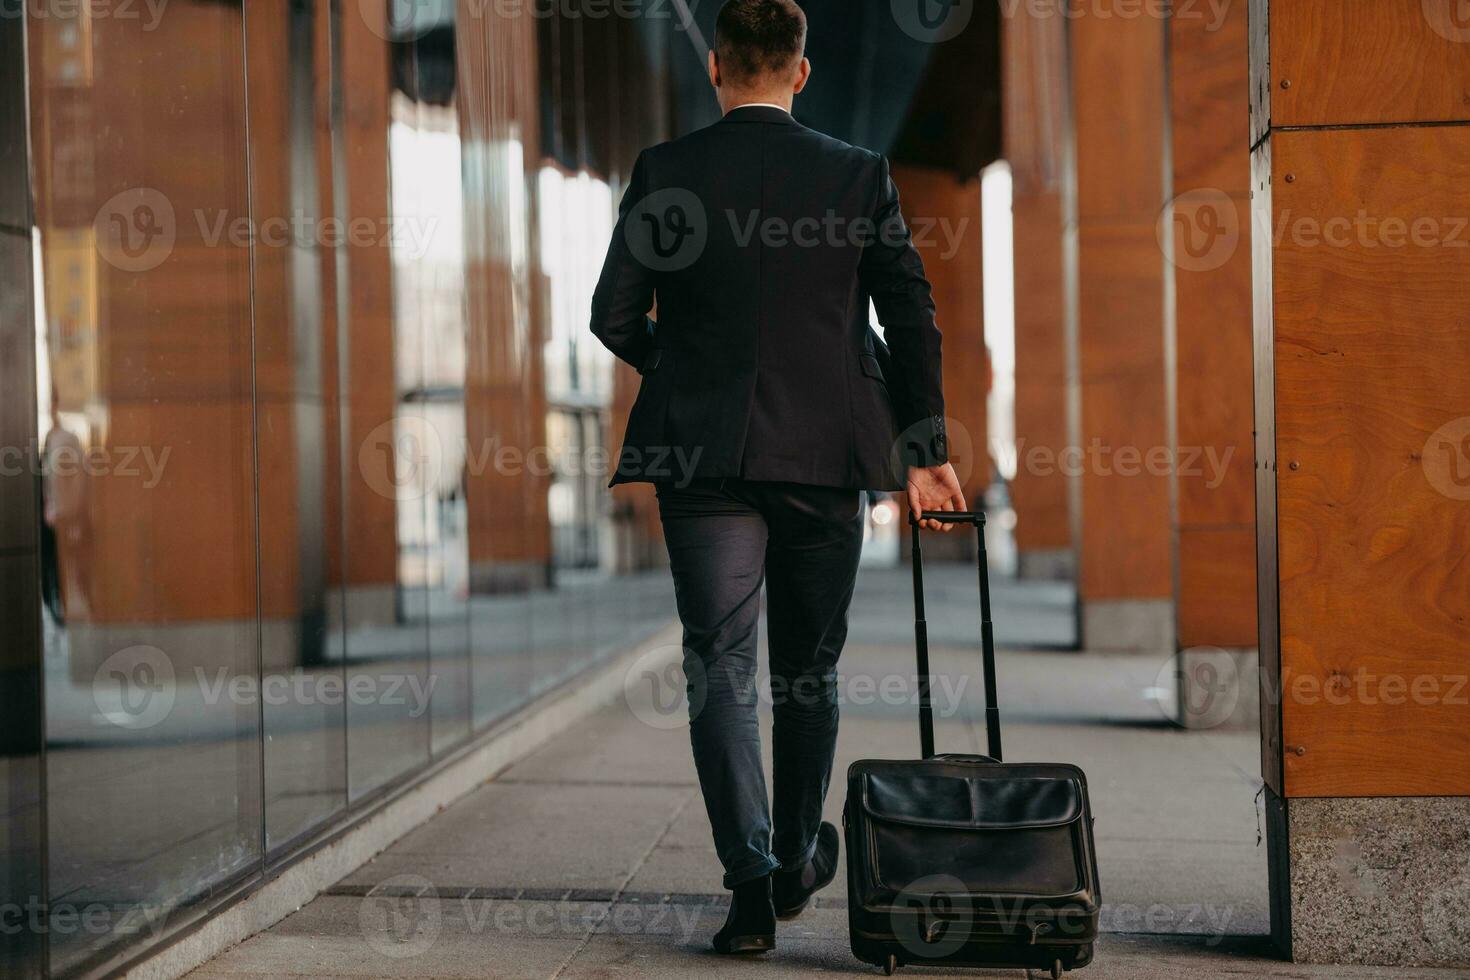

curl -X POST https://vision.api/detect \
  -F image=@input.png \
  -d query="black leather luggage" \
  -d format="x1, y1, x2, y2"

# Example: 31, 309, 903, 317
843, 512, 1101, 977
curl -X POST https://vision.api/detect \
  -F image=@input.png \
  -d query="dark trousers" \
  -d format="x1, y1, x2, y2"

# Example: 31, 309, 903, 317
656, 479, 865, 889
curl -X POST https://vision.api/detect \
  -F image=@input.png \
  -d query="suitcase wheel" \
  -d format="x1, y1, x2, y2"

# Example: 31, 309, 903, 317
1049, 958, 1063, 980
883, 953, 899, 975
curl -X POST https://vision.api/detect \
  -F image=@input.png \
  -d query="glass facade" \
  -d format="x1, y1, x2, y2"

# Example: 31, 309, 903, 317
3, 3, 676, 976
0, 1, 1003, 974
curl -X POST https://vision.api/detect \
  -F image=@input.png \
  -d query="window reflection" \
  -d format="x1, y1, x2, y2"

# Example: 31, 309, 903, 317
29, 4, 262, 974
11, 1, 677, 973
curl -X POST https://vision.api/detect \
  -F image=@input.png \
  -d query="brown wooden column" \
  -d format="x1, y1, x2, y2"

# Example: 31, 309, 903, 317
1071, 4, 1172, 650
1169, 0, 1257, 651
338, 3, 402, 624
1252, 0, 1470, 964
892, 164, 990, 512
1004, 6, 1074, 581
460, 7, 553, 593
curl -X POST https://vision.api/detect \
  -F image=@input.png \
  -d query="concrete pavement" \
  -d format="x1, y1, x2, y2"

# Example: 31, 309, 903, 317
182, 565, 1466, 979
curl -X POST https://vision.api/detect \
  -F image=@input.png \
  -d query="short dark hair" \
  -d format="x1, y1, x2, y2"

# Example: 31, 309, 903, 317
714, 0, 807, 87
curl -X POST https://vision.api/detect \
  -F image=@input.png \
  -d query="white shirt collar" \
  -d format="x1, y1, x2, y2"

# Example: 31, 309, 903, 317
728, 102, 791, 114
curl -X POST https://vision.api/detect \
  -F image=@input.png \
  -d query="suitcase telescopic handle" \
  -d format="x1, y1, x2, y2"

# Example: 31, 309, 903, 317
908, 511, 1002, 762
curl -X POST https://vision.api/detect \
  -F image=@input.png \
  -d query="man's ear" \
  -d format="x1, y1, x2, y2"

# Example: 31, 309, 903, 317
792, 57, 812, 95
708, 49, 721, 89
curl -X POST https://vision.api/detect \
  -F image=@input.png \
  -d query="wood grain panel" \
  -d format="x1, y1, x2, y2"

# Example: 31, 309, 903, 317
894, 165, 990, 503
1004, 4, 1067, 198
1079, 372, 1173, 599
1078, 224, 1166, 383
1006, 8, 1073, 556
1071, 3, 1167, 222
1077, 224, 1172, 602
1073, 0, 1170, 603
338, 4, 402, 590
1171, 0, 1251, 193
1012, 192, 1072, 552
1271, 126, 1470, 797
1178, 526, 1259, 649
1172, 0, 1257, 650
1174, 220, 1256, 527
1270, 0, 1470, 128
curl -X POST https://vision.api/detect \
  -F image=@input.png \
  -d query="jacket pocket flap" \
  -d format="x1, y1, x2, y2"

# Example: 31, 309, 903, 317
860, 772, 1083, 830
858, 353, 885, 382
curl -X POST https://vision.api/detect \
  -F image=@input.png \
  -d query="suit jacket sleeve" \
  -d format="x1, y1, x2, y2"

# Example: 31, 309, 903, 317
858, 155, 948, 467
590, 151, 657, 371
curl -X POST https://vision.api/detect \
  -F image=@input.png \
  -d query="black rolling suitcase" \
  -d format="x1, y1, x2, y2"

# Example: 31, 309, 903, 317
843, 512, 1101, 977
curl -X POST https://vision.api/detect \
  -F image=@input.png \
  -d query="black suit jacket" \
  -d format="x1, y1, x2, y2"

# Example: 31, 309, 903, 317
590, 105, 948, 491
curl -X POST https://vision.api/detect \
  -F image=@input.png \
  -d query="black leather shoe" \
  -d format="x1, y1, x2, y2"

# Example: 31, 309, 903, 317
773, 821, 839, 920
711, 874, 775, 954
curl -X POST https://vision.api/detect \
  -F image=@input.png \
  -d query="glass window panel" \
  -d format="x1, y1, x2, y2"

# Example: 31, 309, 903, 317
28, 5, 263, 973
342, 5, 431, 799
1, 199, 44, 980
462, 8, 541, 731
245, 0, 350, 855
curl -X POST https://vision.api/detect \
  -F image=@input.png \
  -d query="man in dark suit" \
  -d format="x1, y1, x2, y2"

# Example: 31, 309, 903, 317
590, 0, 966, 955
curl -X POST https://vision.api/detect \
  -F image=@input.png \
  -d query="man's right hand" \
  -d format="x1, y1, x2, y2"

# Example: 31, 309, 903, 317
906, 463, 967, 532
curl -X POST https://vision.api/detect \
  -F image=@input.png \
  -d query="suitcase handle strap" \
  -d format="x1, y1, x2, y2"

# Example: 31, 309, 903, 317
908, 511, 1002, 762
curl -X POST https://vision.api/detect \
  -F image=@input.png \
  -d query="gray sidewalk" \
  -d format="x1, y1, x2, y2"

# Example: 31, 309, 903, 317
184, 566, 1465, 979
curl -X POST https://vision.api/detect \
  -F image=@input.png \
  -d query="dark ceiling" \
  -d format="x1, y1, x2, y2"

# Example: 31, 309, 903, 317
668, 0, 1002, 180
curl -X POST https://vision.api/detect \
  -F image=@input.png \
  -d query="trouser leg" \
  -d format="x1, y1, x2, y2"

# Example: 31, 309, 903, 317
656, 482, 779, 888
760, 484, 865, 869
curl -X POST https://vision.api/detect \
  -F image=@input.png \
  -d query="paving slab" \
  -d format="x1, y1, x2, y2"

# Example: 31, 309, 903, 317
184, 570, 1321, 980
340, 782, 695, 892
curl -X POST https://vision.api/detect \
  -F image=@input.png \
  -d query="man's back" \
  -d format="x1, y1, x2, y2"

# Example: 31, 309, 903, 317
586, 0, 967, 956
592, 105, 948, 490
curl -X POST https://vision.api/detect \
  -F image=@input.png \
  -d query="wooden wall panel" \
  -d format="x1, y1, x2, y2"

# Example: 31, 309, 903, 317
1270, 126, 1470, 797
1071, 8, 1172, 611
1072, 11, 1166, 223
1269, 0, 1470, 128
1077, 367, 1173, 599
1005, 8, 1072, 558
1076, 222, 1171, 601
26, 5, 261, 625
1012, 193, 1071, 552
1179, 527, 1258, 649
1171, 0, 1257, 647
893, 165, 990, 504
1174, 242, 1255, 527
460, 6, 552, 586
339, 4, 401, 594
